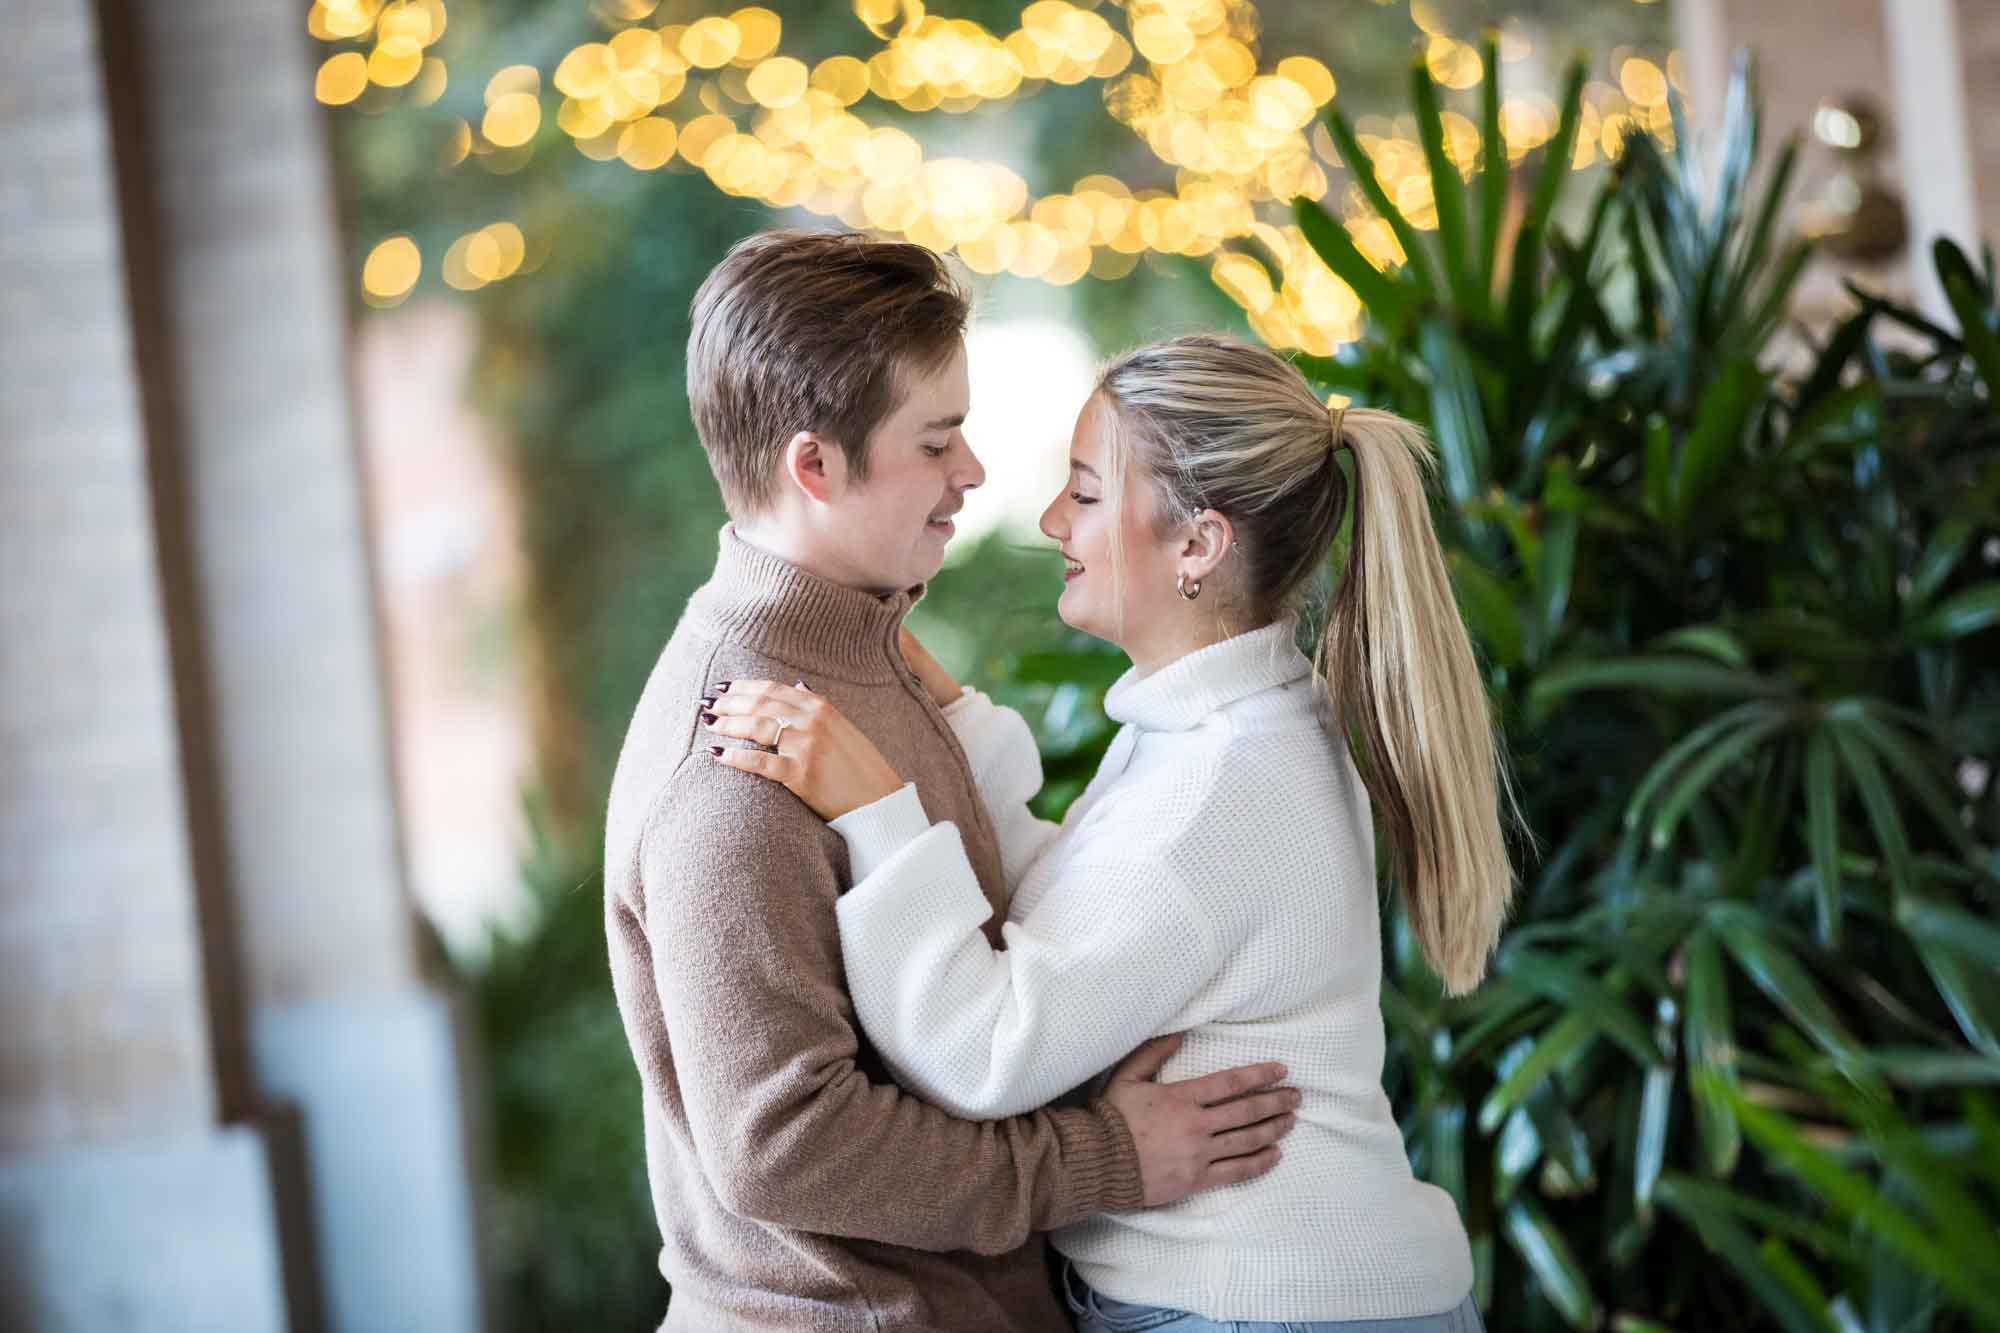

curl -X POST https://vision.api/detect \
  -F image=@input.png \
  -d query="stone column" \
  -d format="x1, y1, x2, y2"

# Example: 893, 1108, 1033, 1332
1, 3, 485, 1328
102, 2, 486, 1329
0, 2, 289, 1326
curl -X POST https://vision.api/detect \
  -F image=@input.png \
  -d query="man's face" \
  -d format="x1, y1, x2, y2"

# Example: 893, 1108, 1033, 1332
827, 343, 984, 594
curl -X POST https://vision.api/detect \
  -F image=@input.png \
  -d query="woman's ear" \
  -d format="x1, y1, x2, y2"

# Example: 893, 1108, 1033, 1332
779, 430, 843, 506
1180, 507, 1235, 582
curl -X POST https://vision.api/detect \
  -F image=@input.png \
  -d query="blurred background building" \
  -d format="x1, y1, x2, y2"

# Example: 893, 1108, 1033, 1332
2, 1, 1992, 1330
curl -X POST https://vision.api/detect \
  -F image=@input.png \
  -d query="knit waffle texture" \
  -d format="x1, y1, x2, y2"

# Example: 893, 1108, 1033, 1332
830, 619, 1474, 1322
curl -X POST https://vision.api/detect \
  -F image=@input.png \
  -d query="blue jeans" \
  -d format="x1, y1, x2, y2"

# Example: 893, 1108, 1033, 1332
1061, 1261, 1485, 1333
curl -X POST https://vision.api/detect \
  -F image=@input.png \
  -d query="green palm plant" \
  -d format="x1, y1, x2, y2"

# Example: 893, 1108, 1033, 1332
993, 44, 2000, 1331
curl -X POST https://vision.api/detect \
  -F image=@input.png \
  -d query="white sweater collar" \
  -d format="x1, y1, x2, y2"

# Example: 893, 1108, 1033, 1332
1104, 618, 1313, 733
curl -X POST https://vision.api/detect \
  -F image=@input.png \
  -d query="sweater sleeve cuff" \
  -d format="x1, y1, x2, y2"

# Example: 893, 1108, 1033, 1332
1050, 1099, 1146, 1223
828, 782, 931, 882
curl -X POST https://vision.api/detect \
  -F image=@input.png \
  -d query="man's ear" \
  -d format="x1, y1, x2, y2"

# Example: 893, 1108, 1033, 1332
779, 430, 845, 506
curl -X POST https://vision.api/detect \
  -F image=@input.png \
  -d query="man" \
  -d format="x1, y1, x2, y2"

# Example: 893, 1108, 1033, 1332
606, 229, 1298, 1332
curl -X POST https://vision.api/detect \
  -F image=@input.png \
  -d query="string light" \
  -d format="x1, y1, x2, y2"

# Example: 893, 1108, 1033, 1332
324, 0, 1675, 354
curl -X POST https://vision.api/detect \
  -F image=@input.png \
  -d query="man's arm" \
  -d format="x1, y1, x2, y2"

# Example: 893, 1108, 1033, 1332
637, 759, 1142, 1254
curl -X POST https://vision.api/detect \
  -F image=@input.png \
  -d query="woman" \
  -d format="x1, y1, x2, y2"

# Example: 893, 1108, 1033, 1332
701, 334, 1512, 1332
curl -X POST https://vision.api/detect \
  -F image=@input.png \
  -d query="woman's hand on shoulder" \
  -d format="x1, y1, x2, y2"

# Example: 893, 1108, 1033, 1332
700, 679, 904, 822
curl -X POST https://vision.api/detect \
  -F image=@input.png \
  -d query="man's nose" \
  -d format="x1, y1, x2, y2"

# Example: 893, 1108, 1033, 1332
952, 434, 986, 491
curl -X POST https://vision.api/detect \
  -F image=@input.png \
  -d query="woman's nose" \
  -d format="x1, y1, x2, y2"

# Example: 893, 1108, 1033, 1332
1039, 497, 1066, 542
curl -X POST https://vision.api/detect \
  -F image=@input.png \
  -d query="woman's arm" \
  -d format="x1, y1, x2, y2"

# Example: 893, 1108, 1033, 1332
938, 688, 1066, 893
830, 790, 1226, 1119
898, 627, 1063, 890
703, 678, 1231, 1118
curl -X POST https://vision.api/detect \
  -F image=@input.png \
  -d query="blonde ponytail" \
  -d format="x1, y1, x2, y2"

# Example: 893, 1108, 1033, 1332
1094, 336, 1515, 995
1326, 408, 1513, 994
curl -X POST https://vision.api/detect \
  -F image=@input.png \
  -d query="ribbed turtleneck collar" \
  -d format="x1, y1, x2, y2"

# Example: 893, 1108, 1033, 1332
683, 525, 919, 684
1104, 617, 1312, 733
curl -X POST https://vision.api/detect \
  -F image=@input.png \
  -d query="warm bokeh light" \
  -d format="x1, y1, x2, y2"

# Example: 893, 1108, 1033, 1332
317, 51, 370, 105
362, 234, 422, 305
322, 0, 1678, 356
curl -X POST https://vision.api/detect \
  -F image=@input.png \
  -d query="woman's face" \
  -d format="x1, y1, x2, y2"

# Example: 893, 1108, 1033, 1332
1039, 393, 1187, 655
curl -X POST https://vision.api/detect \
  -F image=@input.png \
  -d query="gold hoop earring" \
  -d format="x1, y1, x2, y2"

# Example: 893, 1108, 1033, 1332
1177, 573, 1202, 601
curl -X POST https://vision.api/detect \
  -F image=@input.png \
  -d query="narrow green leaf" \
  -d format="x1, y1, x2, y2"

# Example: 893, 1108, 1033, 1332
1904, 581, 2000, 644
1675, 357, 1770, 521
1757, 1238, 1839, 1333
1804, 732, 1843, 947
1642, 413, 1671, 521
1540, 506, 1577, 643
1936, 237, 2000, 390
1449, 551, 1523, 669
1908, 518, 1973, 608
1420, 316, 1492, 510
1828, 724, 1917, 899
1794, 305, 1874, 414
1478, 1012, 1593, 1133
1647, 709, 1791, 851
1839, 1048, 2000, 1087
1965, 1091, 2000, 1186
1685, 928, 1741, 1175
1426, 1097, 1468, 1209
1730, 136, 1798, 314
1412, 58, 1478, 313
1477, 30, 1505, 286
1502, 950, 1663, 1067
1655, 1175, 1836, 1333
1744, 239, 1817, 349
1784, 383, 1882, 456
1913, 941, 2000, 1058
1650, 625, 1749, 667
1526, 59, 1588, 240
1319, 105, 1439, 299
1897, 894, 2000, 974
1293, 196, 1412, 329
1715, 1077, 2000, 1325
1495, 1104, 1542, 1202
1524, 1083, 1596, 1194
1624, 700, 1779, 833
1635, 1058, 1674, 1209
1708, 902, 1860, 1061
1842, 706, 1976, 855
1503, 220, 1543, 348
1528, 656, 1788, 721
1501, 1196, 1603, 1330
1623, 195, 1661, 338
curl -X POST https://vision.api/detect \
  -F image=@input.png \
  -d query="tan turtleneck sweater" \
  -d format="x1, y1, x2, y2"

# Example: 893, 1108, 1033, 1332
605, 525, 1145, 1333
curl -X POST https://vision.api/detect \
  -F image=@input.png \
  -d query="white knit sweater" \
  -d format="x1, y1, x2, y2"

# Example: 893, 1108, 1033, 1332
828, 619, 1474, 1322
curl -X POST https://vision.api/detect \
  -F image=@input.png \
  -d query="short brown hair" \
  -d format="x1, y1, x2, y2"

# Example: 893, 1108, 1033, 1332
687, 229, 970, 516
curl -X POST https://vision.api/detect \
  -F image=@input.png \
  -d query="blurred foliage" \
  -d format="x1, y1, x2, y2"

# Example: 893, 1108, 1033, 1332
1007, 46, 2000, 1331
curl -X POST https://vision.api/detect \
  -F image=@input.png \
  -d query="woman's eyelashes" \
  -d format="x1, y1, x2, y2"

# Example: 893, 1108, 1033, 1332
1069, 491, 1099, 505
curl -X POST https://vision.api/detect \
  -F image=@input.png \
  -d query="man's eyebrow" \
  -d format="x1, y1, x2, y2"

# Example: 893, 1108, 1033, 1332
924, 414, 966, 430
1069, 459, 1100, 478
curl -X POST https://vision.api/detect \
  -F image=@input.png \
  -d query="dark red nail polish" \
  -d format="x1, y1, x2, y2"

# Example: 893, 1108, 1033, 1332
699, 696, 715, 709
701, 711, 717, 725
710, 681, 731, 693
708, 746, 723, 756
